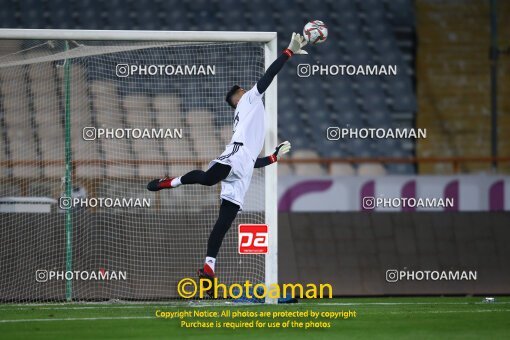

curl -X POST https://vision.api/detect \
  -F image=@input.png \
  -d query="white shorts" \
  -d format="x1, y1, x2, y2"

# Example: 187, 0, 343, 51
208, 143, 254, 210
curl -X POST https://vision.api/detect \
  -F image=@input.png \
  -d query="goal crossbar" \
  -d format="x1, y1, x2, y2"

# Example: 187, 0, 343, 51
0, 29, 276, 42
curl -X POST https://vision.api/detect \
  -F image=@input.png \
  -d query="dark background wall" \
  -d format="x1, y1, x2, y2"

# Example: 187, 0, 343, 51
1, 211, 509, 301
279, 212, 510, 295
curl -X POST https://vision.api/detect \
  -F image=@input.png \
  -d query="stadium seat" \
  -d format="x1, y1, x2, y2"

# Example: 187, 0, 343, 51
42, 160, 66, 179
73, 141, 101, 170
3, 93, 30, 128
386, 0, 415, 27
153, 95, 183, 128
162, 138, 194, 161
194, 135, 223, 160
28, 61, 53, 81
123, 94, 150, 113
129, 139, 164, 177
186, 110, 223, 156
278, 163, 294, 176
0, 130, 6, 178
7, 127, 39, 178
356, 163, 387, 176
32, 81, 61, 128
292, 150, 326, 176
135, 163, 165, 178
102, 139, 136, 177
330, 163, 356, 176
220, 125, 233, 146
186, 110, 216, 132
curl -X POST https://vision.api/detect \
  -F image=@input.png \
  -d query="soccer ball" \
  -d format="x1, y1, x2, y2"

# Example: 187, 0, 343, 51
303, 20, 328, 45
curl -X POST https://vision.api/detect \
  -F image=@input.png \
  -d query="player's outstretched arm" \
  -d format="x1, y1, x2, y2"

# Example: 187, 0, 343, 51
254, 141, 291, 168
256, 33, 307, 94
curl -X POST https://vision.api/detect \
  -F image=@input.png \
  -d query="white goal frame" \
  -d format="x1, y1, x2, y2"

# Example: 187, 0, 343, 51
0, 29, 279, 304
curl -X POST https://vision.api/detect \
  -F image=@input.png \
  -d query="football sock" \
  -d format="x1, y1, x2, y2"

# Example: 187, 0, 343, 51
170, 177, 182, 188
204, 257, 216, 274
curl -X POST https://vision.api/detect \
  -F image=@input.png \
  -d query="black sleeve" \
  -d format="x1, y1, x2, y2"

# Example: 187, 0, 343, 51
254, 154, 277, 168
256, 52, 291, 94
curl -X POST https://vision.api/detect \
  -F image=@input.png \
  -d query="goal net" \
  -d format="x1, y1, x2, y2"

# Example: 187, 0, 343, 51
0, 30, 277, 302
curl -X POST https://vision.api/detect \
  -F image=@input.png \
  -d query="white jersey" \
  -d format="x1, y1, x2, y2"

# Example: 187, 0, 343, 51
228, 85, 266, 161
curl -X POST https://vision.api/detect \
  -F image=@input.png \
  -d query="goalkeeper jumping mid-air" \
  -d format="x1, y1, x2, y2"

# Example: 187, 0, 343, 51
147, 33, 307, 296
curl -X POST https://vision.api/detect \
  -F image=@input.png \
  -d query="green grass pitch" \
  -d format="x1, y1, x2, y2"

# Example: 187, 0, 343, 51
0, 297, 509, 339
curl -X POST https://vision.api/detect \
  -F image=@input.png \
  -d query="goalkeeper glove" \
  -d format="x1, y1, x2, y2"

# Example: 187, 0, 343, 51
286, 33, 308, 55
269, 141, 292, 163
255, 141, 291, 168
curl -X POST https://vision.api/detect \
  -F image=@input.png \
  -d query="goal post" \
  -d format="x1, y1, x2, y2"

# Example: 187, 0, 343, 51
264, 37, 279, 304
63, 40, 73, 302
0, 29, 278, 303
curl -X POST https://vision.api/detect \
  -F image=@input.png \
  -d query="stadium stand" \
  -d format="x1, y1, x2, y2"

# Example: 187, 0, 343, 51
0, 0, 417, 177
416, 0, 510, 174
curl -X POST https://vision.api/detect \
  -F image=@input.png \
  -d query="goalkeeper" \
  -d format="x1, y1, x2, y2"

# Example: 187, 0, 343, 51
147, 33, 307, 295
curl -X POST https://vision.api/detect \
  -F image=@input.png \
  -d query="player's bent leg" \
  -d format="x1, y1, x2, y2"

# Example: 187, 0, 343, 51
198, 199, 240, 298
206, 199, 240, 257
181, 162, 231, 186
